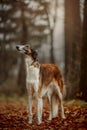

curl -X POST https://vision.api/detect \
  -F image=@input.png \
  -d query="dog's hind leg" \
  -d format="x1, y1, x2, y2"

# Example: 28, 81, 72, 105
52, 95, 58, 118
56, 85, 65, 119
48, 94, 58, 120
48, 94, 52, 120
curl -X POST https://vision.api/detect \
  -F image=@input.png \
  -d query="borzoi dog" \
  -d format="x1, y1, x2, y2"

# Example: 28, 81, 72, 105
16, 44, 65, 125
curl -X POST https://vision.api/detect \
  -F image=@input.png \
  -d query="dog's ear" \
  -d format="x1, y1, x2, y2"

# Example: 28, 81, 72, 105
33, 50, 38, 60
35, 50, 38, 55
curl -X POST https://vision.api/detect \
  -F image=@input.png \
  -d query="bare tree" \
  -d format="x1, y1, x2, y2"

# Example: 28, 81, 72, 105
45, 0, 58, 63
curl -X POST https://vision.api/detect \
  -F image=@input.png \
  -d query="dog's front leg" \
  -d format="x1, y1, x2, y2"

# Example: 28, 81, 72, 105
28, 95, 33, 124
37, 98, 43, 125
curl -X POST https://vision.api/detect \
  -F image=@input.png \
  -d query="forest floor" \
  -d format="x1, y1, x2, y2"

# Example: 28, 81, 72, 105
0, 96, 87, 130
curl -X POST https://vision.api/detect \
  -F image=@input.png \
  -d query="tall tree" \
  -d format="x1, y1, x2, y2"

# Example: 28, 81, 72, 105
45, 0, 58, 63
65, 0, 82, 99
80, 0, 87, 101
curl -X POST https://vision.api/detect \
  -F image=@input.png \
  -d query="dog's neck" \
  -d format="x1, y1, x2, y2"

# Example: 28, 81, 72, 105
25, 56, 40, 89
25, 57, 34, 66
25, 56, 40, 68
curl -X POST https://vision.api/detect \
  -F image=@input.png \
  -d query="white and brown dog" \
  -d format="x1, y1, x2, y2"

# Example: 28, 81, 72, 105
16, 44, 65, 125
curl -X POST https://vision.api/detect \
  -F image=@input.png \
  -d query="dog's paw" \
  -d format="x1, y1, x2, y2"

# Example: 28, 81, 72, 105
37, 121, 44, 125
28, 115, 33, 124
28, 120, 32, 124
62, 115, 66, 119
48, 115, 52, 121
28, 118, 33, 124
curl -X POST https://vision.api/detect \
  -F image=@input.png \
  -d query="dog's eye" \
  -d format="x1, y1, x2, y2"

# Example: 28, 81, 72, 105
23, 47, 27, 51
25, 46, 28, 48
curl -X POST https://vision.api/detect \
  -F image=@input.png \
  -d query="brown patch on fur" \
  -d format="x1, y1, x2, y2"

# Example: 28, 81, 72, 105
39, 64, 64, 95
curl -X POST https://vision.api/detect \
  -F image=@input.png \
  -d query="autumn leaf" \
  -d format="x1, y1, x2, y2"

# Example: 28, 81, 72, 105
0, 100, 87, 130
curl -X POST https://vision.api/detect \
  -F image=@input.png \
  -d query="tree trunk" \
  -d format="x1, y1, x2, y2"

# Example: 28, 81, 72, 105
17, 4, 28, 94
50, 29, 55, 63
80, 0, 87, 101
65, 0, 82, 99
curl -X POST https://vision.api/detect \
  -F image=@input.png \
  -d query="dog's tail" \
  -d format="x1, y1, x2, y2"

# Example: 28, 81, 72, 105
63, 84, 66, 98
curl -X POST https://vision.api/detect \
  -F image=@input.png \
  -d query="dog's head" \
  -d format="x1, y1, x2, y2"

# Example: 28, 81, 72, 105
16, 45, 38, 61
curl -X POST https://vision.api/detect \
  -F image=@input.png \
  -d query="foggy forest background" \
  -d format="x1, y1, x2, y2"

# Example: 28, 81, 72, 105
0, 0, 87, 101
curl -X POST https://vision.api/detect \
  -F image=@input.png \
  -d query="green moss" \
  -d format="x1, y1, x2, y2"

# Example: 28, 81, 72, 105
64, 99, 87, 107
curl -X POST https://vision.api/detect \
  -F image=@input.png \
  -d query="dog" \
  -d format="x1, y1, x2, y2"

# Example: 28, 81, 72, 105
16, 44, 65, 125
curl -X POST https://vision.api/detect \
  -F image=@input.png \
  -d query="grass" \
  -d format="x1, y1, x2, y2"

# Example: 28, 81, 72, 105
0, 94, 27, 103
64, 99, 87, 107
0, 94, 87, 107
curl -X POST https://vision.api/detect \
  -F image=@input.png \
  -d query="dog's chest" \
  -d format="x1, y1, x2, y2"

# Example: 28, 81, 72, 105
25, 59, 39, 84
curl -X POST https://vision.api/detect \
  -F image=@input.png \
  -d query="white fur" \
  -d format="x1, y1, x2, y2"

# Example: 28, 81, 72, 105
25, 58, 39, 92
28, 95, 33, 124
37, 98, 43, 124
41, 87, 48, 97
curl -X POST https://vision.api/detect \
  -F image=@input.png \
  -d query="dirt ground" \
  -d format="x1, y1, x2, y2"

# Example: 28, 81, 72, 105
0, 99, 87, 130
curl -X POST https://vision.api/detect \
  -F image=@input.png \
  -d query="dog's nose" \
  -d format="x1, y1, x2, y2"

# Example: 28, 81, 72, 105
16, 45, 19, 50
